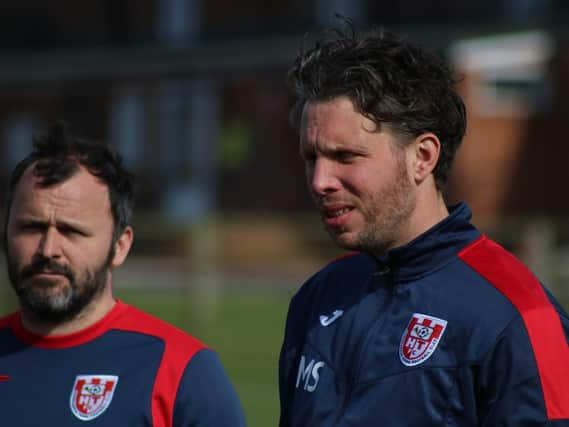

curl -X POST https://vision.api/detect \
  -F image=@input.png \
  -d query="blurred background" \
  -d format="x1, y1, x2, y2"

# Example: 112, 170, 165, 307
0, 1, 568, 425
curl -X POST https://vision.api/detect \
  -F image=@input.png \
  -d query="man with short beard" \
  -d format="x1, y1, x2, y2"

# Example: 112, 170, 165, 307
278, 23, 569, 426
0, 122, 246, 426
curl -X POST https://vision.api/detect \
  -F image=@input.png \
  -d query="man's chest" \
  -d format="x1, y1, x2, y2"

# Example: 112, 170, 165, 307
283, 286, 477, 426
0, 333, 163, 426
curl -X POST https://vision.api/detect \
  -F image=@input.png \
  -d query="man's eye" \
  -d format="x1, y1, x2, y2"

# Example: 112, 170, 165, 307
335, 152, 356, 162
60, 227, 82, 236
21, 223, 44, 232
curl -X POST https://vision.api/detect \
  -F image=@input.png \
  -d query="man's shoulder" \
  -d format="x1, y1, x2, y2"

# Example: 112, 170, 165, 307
458, 235, 548, 303
0, 312, 17, 330
457, 235, 567, 322
113, 303, 207, 357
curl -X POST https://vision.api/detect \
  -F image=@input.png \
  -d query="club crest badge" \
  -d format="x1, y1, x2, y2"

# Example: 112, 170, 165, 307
70, 375, 119, 421
399, 313, 447, 367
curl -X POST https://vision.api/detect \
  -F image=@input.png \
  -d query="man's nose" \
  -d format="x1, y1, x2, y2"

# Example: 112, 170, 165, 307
309, 159, 340, 196
37, 227, 62, 259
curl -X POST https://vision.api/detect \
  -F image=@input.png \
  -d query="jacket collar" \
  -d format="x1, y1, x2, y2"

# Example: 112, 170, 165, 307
370, 203, 480, 282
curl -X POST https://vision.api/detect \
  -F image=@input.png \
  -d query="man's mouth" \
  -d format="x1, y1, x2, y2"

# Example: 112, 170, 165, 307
324, 207, 353, 218
23, 269, 70, 283
320, 204, 356, 229
35, 271, 62, 276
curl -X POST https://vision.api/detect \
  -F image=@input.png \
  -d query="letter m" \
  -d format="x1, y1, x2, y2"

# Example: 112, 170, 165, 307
295, 355, 314, 390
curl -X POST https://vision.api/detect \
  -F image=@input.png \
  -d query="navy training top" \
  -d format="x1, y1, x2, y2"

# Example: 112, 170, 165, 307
279, 203, 569, 426
0, 300, 246, 426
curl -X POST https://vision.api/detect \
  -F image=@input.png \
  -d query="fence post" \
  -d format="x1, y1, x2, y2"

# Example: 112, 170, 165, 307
520, 218, 559, 296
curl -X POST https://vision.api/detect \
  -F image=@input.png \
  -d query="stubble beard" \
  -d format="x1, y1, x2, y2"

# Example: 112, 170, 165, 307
7, 252, 113, 324
329, 156, 416, 256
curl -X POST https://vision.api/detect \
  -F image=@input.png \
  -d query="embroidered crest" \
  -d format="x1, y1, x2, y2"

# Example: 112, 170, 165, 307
70, 375, 119, 421
399, 313, 447, 366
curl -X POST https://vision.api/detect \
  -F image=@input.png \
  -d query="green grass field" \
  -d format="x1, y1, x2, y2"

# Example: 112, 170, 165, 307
114, 287, 292, 427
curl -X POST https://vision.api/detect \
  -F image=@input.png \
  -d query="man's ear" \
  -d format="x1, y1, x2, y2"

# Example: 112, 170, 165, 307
111, 226, 134, 268
410, 133, 441, 184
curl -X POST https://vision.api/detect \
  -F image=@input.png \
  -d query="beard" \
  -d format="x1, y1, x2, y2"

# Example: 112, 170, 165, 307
352, 178, 415, 255
323, 152, 416, 255
7, 251, 112, 324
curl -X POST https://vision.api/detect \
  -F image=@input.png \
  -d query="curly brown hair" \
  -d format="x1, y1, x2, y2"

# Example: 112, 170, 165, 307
288, 22, 466, 191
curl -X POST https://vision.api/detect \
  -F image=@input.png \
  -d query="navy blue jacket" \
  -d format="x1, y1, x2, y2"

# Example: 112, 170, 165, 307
0, 300, 246, 426
279, 203, 569, 426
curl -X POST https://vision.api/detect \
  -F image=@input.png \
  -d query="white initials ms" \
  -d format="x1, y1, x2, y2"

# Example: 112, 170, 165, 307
295, 355, 325, 392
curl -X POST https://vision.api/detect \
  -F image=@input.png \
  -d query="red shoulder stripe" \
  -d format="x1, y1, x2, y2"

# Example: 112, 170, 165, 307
113, 303, 207, 427
0, 312, 16, 329
459, 236, 569, 419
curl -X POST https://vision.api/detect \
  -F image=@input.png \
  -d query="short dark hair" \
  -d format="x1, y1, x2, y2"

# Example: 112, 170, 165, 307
5, 121, 135, 243
288, 23, 467, 191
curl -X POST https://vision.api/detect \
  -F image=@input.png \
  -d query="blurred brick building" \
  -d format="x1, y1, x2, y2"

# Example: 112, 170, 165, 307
0, 1, 569, 282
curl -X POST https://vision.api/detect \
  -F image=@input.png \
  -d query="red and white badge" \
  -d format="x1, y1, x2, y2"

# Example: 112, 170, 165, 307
70, 375, 119, 421
399, 313, 447, 366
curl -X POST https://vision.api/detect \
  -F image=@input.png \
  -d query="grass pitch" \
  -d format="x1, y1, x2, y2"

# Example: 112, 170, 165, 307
114, 287, 292, 427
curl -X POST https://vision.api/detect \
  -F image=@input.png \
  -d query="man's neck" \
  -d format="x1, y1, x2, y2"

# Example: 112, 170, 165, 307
412, 191, 450, 237
391, 188, 449, 255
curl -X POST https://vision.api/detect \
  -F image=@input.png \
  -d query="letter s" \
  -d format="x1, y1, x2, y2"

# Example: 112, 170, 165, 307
306, 361, 325, 392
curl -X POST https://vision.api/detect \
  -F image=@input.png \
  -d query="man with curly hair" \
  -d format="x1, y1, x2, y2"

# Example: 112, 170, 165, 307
279, 24, 569, 426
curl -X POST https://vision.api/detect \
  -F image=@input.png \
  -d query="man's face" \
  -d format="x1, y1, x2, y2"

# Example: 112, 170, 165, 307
5, 164, 116, 322
300, 96, 417, 255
